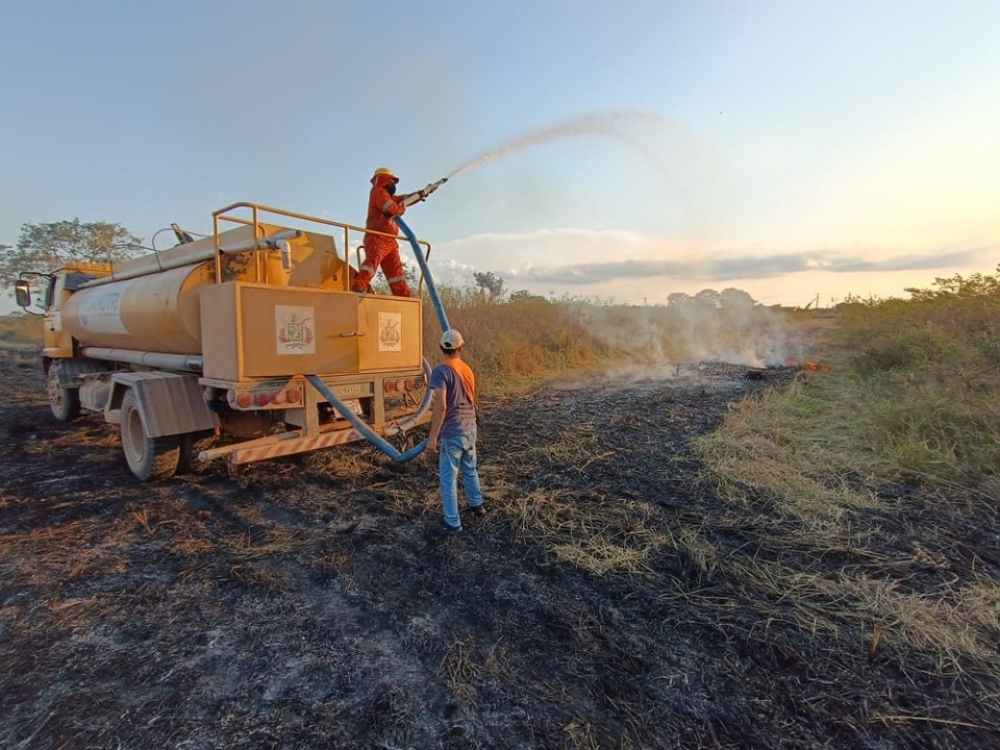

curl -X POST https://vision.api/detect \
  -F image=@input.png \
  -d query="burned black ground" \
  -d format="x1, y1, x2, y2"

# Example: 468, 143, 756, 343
1, 349, 997, 749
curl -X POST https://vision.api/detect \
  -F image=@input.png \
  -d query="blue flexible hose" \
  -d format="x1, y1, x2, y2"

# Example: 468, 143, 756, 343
306, 374, 427, 462
394, 356, 433, 433
396, 216, 450, 332
304, 218, 447, 464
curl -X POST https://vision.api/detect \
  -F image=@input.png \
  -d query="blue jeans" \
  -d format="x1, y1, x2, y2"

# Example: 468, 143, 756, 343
439, 433, 484, 528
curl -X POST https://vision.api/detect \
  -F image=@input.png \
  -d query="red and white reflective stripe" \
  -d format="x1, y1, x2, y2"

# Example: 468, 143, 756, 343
381, 200, 396, 213
359, 264, 375, 274
230, 428, 364, 464
386, 275, 406, 284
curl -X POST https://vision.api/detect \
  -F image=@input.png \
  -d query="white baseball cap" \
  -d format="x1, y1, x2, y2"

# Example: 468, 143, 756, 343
440, 329, 465, 350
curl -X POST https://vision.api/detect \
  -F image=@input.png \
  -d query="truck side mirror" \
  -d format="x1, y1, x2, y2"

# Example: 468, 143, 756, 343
14, 279, 32, 308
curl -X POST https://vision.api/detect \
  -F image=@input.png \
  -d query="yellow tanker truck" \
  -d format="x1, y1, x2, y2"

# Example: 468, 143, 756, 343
14, 202, 435, 481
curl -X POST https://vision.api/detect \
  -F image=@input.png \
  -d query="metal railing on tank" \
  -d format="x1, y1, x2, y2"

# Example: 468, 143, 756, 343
210, 201, 434, 296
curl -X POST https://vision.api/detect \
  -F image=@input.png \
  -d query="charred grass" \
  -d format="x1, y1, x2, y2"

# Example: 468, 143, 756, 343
2, 283, 1000, 748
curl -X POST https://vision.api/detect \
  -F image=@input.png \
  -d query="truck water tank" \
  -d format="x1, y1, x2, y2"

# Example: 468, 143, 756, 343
61, 225, 349, 355
62, 261, 211, 354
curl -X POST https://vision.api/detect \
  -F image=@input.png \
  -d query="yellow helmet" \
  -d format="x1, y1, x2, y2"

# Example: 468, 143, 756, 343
372, 167, 398, 182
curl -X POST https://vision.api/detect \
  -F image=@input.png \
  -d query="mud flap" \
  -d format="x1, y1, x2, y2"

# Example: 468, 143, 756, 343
108, 372, 220, 436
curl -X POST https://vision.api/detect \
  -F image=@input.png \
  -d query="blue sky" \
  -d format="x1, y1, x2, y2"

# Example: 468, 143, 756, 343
2, 0, 998, 310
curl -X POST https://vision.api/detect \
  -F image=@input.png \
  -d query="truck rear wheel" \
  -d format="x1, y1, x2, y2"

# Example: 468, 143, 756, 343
120, 391, 180, 481
47, 366, 81, 422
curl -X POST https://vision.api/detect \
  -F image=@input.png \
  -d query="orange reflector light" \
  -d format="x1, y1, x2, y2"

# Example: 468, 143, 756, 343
287, 389, 301, 403
236, 392, 253, 409
404, 378, 415, 391
272, 391, 286, 405
385, 380, 397, 392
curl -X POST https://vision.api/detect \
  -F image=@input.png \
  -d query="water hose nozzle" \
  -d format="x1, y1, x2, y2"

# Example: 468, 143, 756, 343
402, 177, 449, 206
426, 176, 448, 193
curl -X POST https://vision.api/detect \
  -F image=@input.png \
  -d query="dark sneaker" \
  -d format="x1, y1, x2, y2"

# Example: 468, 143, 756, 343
438, 521, 463, 535
468, 504, 486, 516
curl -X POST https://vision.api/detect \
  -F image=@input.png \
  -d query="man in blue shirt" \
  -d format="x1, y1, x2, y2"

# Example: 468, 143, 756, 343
427, 329, 485, 534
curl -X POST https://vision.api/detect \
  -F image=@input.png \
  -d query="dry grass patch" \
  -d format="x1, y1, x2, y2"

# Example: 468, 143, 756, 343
833, 572, 1000, 668
382, 482, 436, 518
695, 374, 881, 526
528, 422, 603, 466
302, 446, 380, 480
560, 720, 602, 750
436, 634, 481, 698
0, 519, 107, 583
508, 488, 670, 577
21, 425, 121, 457
227, 561, 291, 591
44, 595, 118, 628
220, 527, 313, 561
728, 562, 1000, 684
308, 544, 352, 572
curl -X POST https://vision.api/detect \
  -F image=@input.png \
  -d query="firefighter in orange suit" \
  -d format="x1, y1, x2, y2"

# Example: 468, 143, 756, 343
352, 167, 413, 297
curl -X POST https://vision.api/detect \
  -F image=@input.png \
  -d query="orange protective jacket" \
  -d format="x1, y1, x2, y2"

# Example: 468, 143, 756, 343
364, 173, 406, 252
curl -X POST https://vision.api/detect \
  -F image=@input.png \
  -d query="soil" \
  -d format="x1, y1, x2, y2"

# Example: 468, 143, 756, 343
0, 347, 997, 749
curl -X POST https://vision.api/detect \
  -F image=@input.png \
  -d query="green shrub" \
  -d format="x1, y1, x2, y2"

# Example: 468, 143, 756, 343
850, 324, 974, 373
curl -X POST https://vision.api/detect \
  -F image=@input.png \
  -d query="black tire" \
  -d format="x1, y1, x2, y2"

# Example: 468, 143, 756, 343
46, 365, 81, 422
120, 391, 180, 481
178, 430, 218, 475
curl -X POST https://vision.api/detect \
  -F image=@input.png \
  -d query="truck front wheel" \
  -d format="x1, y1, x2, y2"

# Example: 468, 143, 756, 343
47, 366, 81, 422
120, 391, 180, 481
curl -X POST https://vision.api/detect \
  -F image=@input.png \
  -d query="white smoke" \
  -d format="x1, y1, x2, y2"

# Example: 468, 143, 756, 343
575, 289, 805, 369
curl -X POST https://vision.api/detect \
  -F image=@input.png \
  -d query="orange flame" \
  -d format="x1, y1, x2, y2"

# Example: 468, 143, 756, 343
785, 358, 830, 372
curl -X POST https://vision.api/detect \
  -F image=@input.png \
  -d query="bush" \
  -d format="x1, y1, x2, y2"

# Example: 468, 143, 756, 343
0, 313, 43, 345
422, 288, 620, 393
850, 324, 974, 374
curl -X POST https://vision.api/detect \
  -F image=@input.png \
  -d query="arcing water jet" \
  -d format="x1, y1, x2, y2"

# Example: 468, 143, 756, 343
404, 110, 676, 205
